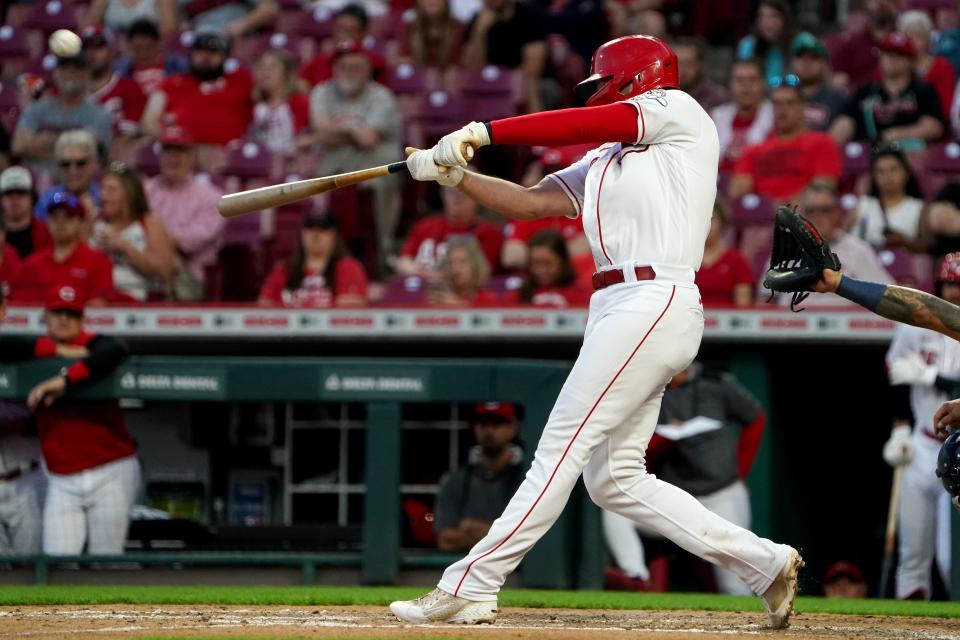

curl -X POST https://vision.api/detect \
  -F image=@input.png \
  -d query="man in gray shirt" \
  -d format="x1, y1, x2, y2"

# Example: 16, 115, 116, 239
791, 34, 848, 133
308, 41, 400, 274
180, 0, 278, 37
433, 403, 524, 553
13, 51, 112, 177
603, 363, 767, 595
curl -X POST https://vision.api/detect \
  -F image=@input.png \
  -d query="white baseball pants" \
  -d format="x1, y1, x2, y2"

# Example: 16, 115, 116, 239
0, 468, 45, 556
438, 280, 791, 599
896, 432, 951, 599
43, 455, 140, 555
602, 479, 753, 595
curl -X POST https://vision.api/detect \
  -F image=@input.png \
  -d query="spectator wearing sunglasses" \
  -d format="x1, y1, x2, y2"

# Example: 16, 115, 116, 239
729, 74, 841, 203
830, 32, 945, 148
11, 50, 112, 178
35, 130, 102, 224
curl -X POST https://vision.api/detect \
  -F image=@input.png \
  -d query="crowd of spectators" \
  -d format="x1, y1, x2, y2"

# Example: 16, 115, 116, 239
5, 0, 960, 309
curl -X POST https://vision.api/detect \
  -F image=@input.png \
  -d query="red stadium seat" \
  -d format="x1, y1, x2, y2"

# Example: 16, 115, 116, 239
410, 90, 467, 148
0, 26, 31, 75
23, 0, 77, 36
729, 193, 776, 227
877, 248, 935, 291
222, 140, 275, 180
297, 6, 335, 41
247, 32, 304, 64
135, 141, 162, 176
458, 65, 517, 122
923, 142, 960, 174
841, 141, 870, 180
380, 275, 428, 305
386, 62, 427, 96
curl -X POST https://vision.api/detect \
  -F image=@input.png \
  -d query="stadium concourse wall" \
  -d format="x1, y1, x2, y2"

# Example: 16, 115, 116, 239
2, 305, 959, 598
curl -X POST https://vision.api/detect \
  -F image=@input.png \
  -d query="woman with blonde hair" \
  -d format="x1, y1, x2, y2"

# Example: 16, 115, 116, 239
429, 236, 499, 306
91, 162, 176, 301
250, 48, 311, 155
398, 0, 464, 70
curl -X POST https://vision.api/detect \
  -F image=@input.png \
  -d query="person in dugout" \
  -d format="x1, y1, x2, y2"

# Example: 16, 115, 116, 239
0, 285, 139, 555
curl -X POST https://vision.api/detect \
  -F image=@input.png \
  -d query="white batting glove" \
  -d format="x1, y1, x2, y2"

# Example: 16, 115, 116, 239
434, 121, 490, 167
888, 354, 938, 387
406, 148, 463, 187
882, 425, 915, 467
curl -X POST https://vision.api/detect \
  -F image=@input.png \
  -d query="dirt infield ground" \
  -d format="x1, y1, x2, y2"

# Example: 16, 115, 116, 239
0, 605, 958, 639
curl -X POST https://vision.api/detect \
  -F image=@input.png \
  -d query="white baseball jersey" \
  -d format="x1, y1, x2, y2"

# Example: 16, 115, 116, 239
886, 324, 960, 436
547, 89, 719, 276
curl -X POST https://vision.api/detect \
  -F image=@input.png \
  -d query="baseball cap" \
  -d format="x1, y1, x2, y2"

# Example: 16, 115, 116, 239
45, 285, 86, 314
823, 561, 864, 585
0, 166, 33, 193
191, 26, 230, 53
159, 125, 194, 148
791, 32, 828, 58
303, 211, 338, 229
473, 402, 517, 422
80, 25, 114, 49
46, 191, 85, 218
879, 31, 916, 58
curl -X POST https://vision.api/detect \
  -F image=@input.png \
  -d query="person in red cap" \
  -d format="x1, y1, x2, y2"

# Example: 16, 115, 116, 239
140, 27, 254, 146
433, 402, 523, 554
3, 284, 138, 555
9, 191, 115, 304
398, 35, 801, 627
831, 31, 946, 146
82, 26, 147, 139
822, 561, 867, 599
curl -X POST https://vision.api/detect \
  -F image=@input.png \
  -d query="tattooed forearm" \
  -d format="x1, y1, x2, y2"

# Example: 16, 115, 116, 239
876, 285, 960, 341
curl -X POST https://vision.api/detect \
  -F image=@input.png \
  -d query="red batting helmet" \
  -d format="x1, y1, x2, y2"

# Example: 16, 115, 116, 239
574, 35, 679, 107
937, 253, 960, 284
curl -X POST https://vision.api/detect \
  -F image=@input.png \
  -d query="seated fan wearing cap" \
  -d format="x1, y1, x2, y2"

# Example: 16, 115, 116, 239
9, 191, 116, 304
0, 166, 52, 261
0, 285, 139, 555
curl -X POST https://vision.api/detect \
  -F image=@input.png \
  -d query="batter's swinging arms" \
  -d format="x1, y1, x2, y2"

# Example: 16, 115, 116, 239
391, 35, 803, 629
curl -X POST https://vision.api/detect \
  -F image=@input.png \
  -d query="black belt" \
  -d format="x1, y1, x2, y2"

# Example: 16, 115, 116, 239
0, 461, 39, 482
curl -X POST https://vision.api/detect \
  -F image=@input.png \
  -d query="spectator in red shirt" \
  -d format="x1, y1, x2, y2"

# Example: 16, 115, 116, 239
508, 230, 590, 308
6, 285, 139, 555
299, 4, 386, 87
397, 187, 503, 278
397, 0, 465, 71
696, 198, 755, 308
10, 191, 114, 304
710, 59, 773, 174
258, 211, 368, 307
115, 19, 189, 96
82, 26, 147, 140
141, 27, 254, 146
899, 10, 956, 126
729, 74, 842, 202
428, 236, 499, 306
0, 167, 51, 260
250, 49, 310, 155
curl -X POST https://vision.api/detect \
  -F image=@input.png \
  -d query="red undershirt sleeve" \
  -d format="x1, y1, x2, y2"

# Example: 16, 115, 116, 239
737, 411, 766, 478
489, 103, 640, 147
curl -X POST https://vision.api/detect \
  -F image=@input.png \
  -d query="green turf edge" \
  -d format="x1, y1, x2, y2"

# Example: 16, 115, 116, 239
0, 586, 956, 619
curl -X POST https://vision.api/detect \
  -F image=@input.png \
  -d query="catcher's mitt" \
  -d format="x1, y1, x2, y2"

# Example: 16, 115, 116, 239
763, 205, 842, 311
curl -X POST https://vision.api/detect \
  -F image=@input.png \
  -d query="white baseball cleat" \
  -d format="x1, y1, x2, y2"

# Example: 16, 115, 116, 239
761, 547, 804, 629
389, 587, 498, 624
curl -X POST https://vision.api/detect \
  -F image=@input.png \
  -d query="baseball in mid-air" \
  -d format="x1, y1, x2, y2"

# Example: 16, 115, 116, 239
48, 29, 82, 58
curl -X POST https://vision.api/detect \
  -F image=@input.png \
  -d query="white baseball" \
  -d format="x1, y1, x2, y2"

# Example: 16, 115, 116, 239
48, 29, 81, 58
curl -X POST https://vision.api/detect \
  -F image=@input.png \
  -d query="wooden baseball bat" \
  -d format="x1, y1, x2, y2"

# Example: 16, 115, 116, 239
217, 161, 408, 218
878, 465, 904, 598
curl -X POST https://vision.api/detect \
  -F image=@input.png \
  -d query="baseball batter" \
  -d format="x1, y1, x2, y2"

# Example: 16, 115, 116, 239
391, 36, 802, 628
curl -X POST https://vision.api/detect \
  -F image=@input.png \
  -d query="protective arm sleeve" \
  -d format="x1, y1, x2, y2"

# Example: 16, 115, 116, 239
488, 103, 639, 147
66, 335, 128, 385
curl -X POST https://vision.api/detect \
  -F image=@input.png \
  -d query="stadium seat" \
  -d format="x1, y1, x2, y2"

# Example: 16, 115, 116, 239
841, 141, 870, 180
729, 193, 776, 228
458, 65, 517, 122
0, 80, 21, 133
135, 141, 162, 176
297, 6, 335, 41
380, 275, 428, 305
877, 248, 935, 291
247, 32, 304, 64
222, 140, 275, 180
271, 201, 313, 260
22, 0, 77, 35
386, 62, 427, 96
924, 142, 960, 174
0, 26, 31, 76
410, 90, 467, 148
21, 53, 58, 78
